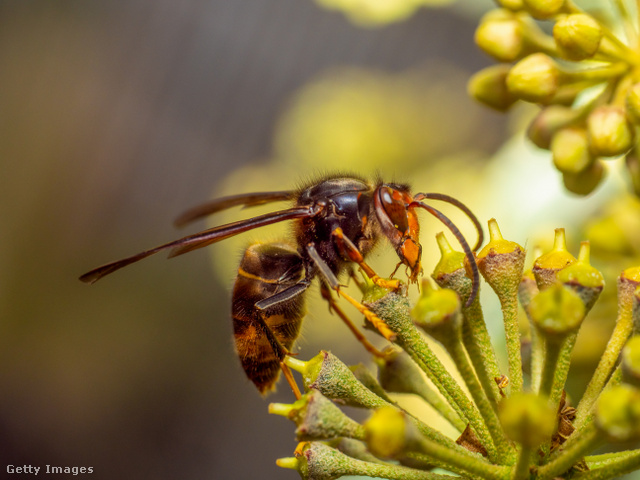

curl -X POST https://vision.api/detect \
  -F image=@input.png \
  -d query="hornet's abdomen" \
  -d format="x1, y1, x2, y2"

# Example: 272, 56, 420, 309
231, 243, 306, 393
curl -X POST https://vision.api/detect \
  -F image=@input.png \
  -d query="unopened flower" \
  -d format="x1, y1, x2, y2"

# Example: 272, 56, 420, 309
471, 0, 640, 195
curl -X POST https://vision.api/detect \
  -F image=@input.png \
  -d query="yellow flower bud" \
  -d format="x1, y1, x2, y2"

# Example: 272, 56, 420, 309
507, 53, 560, 103
562, 160, 605, 196
587, 105, 635, 158
496, 0, 524, 10
523, 0, 565, 20
529, 283, 585, 337
551, 127, 593, 174
527, 105, 578, 149
533, 228, 576, 288
364, 407, 409, 458
553, 13, 602, 61
468, 65, 516, 111
596, 385, 640, 442
499, 392, 556, 447
475, 9, 524, 62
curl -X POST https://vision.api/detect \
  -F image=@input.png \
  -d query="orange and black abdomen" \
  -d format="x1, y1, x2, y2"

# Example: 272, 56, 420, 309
231, 243, 306, 394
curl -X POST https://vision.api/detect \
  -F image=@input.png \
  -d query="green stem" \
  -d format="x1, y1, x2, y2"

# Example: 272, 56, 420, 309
548, 332, 578, 408
461, 298, 502, 407
574, 449, 640, 480
511, 445, 532, 480
574, 297, 634, 428
536, 422, 602, 480
537, 336, 562, 398
405, 448, 510, 480
499, 292, 524, 394
447, 339, 514, 464
411, 378, 467, 432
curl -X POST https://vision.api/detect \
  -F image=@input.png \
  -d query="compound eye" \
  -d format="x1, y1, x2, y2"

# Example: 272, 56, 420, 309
379, 187, 409, 234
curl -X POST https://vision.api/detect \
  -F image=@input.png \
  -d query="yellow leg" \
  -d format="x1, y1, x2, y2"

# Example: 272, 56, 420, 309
280, 360, 302, 400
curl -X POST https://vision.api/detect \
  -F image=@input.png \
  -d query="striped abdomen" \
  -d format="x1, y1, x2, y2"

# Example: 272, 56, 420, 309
231, 242, 306, 394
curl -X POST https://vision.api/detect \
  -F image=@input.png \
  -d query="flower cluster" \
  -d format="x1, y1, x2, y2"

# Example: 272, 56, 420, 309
271, 220, 640, 479
469, 0, 640, 195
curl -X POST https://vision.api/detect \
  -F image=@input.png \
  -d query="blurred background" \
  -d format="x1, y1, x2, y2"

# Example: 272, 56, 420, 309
1, 1, 638, 479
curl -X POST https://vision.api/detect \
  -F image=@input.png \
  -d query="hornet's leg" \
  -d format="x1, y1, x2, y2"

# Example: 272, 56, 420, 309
306, 243, 396, 342
320, 283, 386, 358
331, 227, 401, 290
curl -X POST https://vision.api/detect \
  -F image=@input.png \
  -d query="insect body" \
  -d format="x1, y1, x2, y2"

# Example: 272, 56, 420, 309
232, 243, 305, 393
81, 174, 482, 395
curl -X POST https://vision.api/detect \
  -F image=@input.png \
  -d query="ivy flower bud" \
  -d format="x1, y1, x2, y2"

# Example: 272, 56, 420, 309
496, 0, 524, 10
618, 266, 640, 312
556, 241, 604, 312
587, 105, 635, 158
468, 65, 516, 111
289, 351, 389, 409
527, 105, 579, 149
596, 385, 640, 442
475, 9, 524, 62
376, 347, 426, 395
532, 228, 577, 289
269, 389, 366, 441
364, 407, 416, 459
562, 160, 605, 195
622, 336, 640, 387
553, 13, 602, 61
551, 127, 593, 174
523, 0, 565, 20
507, 53, 560, 103
529, 283, 585, 340
411, 282, 462, 344
626, 83, 640, 125
477, 218, 526, 297
431, 232, 473, 304
499, 392, 556, 447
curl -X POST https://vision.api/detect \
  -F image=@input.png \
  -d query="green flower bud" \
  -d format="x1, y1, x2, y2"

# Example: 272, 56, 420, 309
557, 241, 604, 312
626, 83, 640, 125
587, 105, 635, 158
562, 160, 605, 195
533, 228, 577, 289
468, 65, 517, 111
596, 384, 640, 442
529, 283, 585, 339
365, 407, 411, 459
291, 351, 389, 409
412, 282, 462, 344
376, 347, 425, 395
499, 392, 556, 447
475, 9, 524, 62
527, 105, 579, 149
496, 0, 524, 10
551, 127, 594, 174
507, 53, 560, 103
269, 389, 366, 441
553, 13, 603, 60
523, 0, 565, 20
477, 218, 526, 296
622, 336, 640, 387
431, 232, 474, 304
